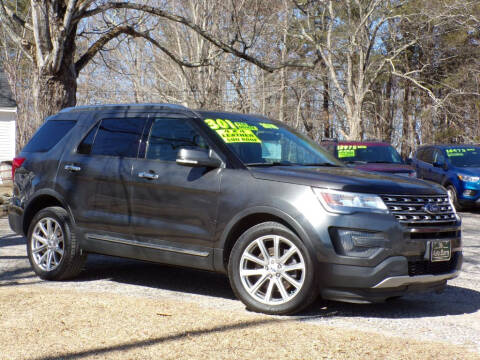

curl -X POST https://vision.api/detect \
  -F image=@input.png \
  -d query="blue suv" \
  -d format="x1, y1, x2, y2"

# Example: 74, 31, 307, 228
412, 145, 480, 210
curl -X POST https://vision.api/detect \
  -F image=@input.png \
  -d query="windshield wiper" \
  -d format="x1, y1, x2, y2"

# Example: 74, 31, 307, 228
302, 163, 340, 167
245, 162, 295, 167
365, 161, 396, 164
344, 160, 367, 164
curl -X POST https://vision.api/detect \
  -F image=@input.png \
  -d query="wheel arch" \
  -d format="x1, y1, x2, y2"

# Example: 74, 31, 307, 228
23, 190, 73, 235
215, 206, 314, 272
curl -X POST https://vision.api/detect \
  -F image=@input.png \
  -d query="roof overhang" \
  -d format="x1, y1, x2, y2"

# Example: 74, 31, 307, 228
0, 107, 17, 113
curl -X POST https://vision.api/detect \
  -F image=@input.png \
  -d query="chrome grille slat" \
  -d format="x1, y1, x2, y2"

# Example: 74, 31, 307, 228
381, 194, 456, 226
391, 210, 453, 216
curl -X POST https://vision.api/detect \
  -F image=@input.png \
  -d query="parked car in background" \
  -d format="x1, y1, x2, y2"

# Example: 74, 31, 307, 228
412, 145, 480, 210
321, 140, 416, 178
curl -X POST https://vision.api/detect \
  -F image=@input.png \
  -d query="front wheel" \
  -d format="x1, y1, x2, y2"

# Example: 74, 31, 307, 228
228, 222, 318, 315
27, 206, 87, 280
446, 185, 463, 211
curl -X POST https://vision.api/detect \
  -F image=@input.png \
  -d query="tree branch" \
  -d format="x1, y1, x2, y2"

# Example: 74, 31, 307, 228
387, 59, 440, 104
75, 25, 135, 73
51, 0, 79, 72
74, 1, 316, 72
0, 0, 34, 62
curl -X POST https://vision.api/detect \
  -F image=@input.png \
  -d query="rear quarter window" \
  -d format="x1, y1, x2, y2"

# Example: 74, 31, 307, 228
22, 120, 76, 153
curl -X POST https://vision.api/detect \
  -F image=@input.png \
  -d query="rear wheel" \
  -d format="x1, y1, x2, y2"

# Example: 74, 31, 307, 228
27, 206, 87, 280
228, 222, 317, 315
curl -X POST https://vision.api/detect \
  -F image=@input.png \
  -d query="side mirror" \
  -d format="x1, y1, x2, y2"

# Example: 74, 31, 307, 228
404, 158, 412, 165
432, 161, 445, 168
176, 148, 222, 168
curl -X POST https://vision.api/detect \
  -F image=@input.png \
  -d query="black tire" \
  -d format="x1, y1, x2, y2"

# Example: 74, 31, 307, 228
228, 222, 318, 315
27, 206, 87, 280
446, 185, 463, 212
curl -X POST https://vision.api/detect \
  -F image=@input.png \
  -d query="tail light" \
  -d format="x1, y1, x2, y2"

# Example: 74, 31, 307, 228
12, 157, 25, 179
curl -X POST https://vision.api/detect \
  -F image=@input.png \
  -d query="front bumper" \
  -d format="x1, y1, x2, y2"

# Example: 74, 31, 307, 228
313, 204, 462, 303
457, 181, 480, 205
372, 269, 460, 288
319, 250, 462, 303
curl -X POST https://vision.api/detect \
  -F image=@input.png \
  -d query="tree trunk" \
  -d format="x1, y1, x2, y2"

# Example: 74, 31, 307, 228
401, 86, 410, 158
383, 74, 393, 141
32, 28, 77, 124
346, 101, 363, 140
323, 79, 330, 138
32, 67, 77, 124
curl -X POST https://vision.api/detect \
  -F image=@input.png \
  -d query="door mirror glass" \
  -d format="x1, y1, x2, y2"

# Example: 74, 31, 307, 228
176, 148, 222, 168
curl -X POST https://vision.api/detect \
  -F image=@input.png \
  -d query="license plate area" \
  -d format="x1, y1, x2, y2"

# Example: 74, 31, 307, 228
430, 240, 451, 262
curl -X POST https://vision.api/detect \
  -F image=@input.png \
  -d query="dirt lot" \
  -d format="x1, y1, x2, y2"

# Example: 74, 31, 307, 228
1, 212, 480, 359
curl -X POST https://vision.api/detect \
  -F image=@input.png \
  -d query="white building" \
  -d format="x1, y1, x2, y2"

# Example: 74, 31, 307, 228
0, 65, 16, 163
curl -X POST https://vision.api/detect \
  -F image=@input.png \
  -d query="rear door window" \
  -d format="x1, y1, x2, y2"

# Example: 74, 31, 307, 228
78, 118, 147, 158
23, 120, 76, 152
422, 148, 434, 164
415, 148, 424, 161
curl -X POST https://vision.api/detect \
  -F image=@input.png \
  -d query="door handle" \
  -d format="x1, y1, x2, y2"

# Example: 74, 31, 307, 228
138, 171, 159, 180
65, 164, 81, 172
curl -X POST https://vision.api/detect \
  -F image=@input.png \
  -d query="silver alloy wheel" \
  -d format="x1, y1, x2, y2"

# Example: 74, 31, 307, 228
31, 217, 65, 271
447, 187, 456, 203
239, 234, 306, 305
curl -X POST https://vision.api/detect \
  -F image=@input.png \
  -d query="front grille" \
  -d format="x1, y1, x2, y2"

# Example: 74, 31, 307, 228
408, 253, 459, 276
410, 231, 460, 240
381, 194, 456, 226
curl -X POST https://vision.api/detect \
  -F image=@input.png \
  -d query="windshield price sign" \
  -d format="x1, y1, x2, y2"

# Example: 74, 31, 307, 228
337, 145, 367, 158
204, 118, 261, 143
446, 148, 476, 157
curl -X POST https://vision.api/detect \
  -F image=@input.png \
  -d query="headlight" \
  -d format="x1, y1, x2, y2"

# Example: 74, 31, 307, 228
313, 188, 388, 214
458, 174, 480, 183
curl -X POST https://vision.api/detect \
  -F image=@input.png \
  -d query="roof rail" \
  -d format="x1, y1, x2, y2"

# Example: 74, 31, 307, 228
59, 103, 190, 113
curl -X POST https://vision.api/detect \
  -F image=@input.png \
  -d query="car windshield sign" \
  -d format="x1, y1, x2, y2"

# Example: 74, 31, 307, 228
337, 144, 403, 164
203, 117, 341, 166
446, 147, 480, 167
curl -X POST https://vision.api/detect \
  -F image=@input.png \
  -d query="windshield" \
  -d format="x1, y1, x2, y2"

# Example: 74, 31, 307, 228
201, 116, 342, 166
445, 147, 480, 167
336, 144, 403, 164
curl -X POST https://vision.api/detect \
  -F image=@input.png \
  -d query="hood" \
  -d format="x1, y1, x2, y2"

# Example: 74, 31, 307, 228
249, 166, 445, 195
352, 163, 414, 173
451, 166, 480, 175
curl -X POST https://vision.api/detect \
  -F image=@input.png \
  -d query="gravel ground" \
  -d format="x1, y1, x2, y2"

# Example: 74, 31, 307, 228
1, 212, 479, 354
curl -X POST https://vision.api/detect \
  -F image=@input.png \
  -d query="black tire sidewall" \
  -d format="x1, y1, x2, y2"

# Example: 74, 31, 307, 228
27, 207, 74, 280
228, 222, 317, 315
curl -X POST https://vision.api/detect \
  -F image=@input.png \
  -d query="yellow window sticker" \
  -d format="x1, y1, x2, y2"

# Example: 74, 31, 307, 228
337, 145, 366, 158
259, 123, 279, 129
204, 119, 261, 143
234, 122, 258, 131
337, 145, 367, 150
446, 148, 476, 157
217, 129, 261, 143
338, 149, 356, 158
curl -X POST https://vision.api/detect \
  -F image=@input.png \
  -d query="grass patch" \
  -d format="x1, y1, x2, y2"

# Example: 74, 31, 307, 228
0, 286, 478, 360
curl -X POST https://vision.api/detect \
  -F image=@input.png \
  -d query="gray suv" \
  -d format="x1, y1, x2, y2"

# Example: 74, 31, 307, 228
8, 104, 462, 314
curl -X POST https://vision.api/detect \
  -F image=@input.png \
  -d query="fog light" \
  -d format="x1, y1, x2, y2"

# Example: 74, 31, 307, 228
463, 190, 476, 197
333, 229, 386, 258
